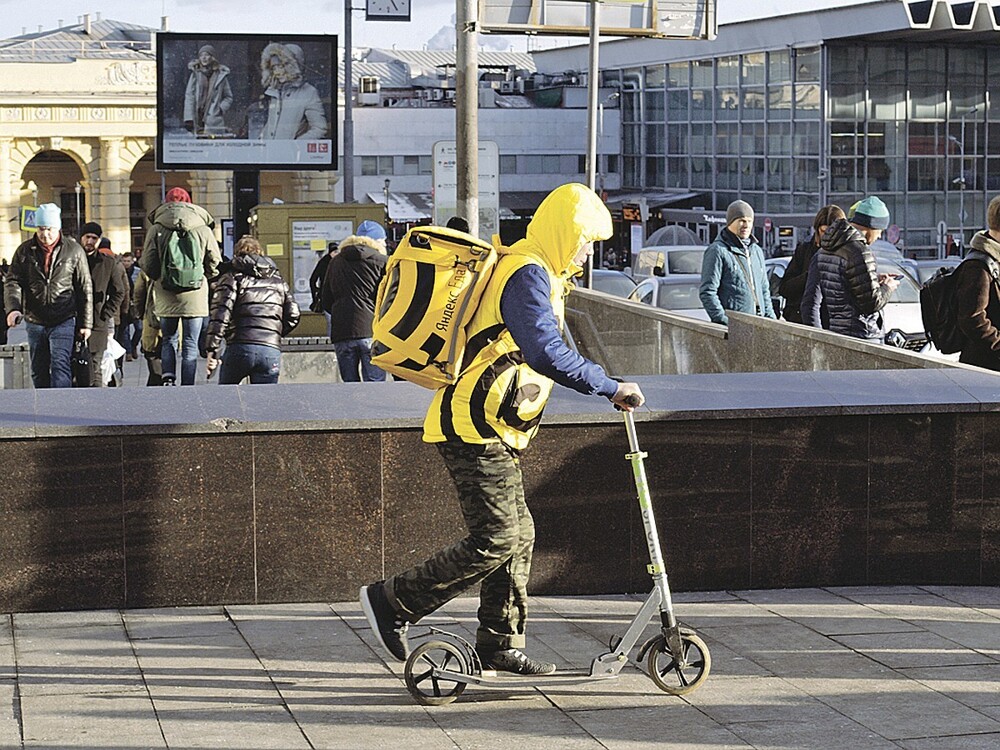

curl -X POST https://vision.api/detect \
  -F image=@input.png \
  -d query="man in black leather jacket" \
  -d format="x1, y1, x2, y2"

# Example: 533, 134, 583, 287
801, 196, 899, 341
4, 204, 93, 388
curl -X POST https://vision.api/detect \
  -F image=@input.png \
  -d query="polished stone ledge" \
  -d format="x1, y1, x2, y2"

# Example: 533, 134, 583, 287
1, 367, 999, 440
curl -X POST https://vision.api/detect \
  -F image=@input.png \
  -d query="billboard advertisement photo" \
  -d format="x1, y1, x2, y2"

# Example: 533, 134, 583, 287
156, 32, 338, 171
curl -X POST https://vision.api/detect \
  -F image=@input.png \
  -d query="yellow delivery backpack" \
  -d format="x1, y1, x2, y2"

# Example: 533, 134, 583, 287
371, 226, 498, 389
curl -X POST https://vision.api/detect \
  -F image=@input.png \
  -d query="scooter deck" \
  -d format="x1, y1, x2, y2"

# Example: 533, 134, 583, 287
434, 667, 621, 688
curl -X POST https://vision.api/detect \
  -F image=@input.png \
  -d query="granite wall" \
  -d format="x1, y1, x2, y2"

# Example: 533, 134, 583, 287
0, 370, 998, 613
567, 290, 954, 376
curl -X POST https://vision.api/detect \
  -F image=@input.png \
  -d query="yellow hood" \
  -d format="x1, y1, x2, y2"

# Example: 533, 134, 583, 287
502, 183, 612, 277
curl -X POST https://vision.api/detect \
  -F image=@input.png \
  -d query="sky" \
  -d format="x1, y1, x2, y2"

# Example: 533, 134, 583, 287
0, 0, 876, 52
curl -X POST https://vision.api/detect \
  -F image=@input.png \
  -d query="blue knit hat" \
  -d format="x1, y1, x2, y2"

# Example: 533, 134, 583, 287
356, 220, 386, 241
848, 196, 890, 230
35, 203, 62, 230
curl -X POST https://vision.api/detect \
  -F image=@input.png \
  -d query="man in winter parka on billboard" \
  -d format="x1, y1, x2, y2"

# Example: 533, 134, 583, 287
360, 183, 645, 676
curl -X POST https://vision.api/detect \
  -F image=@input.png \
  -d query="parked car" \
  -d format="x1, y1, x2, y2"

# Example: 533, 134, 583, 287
627, 274, 710, 321
587, 269, 637, 298
912, 257, 963, 286
764, 256, 937, 353
631, 245, 706, 278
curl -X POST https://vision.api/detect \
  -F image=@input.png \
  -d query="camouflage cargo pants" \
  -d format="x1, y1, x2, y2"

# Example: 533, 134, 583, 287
386, 440, 534, 651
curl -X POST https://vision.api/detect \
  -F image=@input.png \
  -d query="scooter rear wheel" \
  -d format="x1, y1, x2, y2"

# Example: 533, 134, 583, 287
404, 640, 469, 706
646, 632, 711, 695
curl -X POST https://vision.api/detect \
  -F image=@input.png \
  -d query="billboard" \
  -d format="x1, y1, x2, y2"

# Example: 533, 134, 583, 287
478, 0, 717, 39
156, 33, 338, 171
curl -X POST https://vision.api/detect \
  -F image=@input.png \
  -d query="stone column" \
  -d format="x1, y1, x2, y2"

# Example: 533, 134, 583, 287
201, 170, 230, 243
0, 138, 20, 261
96, 137, 131, 254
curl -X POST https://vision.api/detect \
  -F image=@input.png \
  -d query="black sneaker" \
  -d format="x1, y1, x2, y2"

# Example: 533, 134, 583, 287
161, 375, 176, 386
359, 583, 410, 661
478, 647, 556, 675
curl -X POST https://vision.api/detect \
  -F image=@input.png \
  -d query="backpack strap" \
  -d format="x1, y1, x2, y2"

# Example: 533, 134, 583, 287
964, 250, 1000, 283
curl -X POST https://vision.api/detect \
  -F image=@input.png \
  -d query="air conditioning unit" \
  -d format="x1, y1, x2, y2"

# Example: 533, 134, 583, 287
431, 88, 444, 100
444, 90, 456, 100
499, 81, 516, 94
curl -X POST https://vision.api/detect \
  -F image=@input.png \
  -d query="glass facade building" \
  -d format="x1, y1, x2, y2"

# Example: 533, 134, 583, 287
598, 40, 998, 256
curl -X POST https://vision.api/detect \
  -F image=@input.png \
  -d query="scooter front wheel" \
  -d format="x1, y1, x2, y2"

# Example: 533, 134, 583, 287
404, 640, 469, 706
646, 632, 711, 696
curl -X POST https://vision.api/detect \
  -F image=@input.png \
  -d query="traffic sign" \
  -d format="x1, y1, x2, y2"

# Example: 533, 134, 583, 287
19, 206, 37, 232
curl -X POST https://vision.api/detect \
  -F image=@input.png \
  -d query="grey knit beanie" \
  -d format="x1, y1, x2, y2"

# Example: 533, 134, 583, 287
726, 200, 754, 226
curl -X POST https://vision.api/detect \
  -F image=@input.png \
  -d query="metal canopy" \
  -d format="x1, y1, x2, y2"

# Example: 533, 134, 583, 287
478, 0, 717, 39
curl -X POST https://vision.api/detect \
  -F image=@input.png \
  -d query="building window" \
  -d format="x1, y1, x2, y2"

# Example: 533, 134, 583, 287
794, 46, 821, 82
645, 156, 665, 188
360, 76, 379, 94
644, 64, 666, 88
361, 156, 393, 176
500, 155, 517, 174
524, 155, 543, 173
402, 155, 420, 175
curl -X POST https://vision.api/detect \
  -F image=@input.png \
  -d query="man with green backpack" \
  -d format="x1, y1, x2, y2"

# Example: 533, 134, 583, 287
140, 187, 221, 385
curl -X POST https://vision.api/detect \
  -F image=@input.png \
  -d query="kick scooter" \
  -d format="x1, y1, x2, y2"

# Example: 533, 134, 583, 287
402, 401, 711, 705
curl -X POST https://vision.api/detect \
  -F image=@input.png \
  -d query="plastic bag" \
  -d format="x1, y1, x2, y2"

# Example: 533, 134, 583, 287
102, 336, 126, 384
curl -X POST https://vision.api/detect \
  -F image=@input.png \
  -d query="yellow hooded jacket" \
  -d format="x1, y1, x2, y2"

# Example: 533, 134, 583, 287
422, 183, 613, 450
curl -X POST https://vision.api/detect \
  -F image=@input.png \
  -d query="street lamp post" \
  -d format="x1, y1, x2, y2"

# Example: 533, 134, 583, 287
74, 182, 82, 236
27, 180, 38, 206
956, 105, 979, 255
383, 178, 391, 224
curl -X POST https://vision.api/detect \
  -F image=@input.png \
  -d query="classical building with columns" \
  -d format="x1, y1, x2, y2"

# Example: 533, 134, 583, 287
0, 16, 338, 261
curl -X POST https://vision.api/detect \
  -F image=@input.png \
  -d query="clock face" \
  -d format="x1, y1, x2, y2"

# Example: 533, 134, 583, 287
365, 0, 411, 21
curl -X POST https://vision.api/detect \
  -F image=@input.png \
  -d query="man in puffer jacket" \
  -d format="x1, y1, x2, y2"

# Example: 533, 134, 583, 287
203, 236, 300, 384
699, 200, 776, 325
321, 219, 388, 382
801, 196, 899, 341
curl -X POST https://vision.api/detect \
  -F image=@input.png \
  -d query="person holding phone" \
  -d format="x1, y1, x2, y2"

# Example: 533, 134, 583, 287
802, 196, 899, 342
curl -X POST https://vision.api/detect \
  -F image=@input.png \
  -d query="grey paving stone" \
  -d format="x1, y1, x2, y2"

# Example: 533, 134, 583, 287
131, 632, 279, 704
833, 630, 994, 669
292, 704, 459, 750
900, 663, 1000, 709
14, 624, 144, 697
21, 691, 164, 748
14, 609, 123, 631
896, 732, 1000, 750
0, 617, 13, 680
430, 698, 609, 750
153, 703, 310, 749
570, 703, 750, 749
0, 680, 22, 746
816, 678, 1000, 741
725, 705, 900, 749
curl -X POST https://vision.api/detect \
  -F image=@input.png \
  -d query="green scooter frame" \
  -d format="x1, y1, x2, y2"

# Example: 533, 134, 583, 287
402, 407, 711, 706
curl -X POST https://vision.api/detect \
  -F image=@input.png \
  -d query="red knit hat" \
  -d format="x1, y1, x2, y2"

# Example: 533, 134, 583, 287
165, 187, 191, 203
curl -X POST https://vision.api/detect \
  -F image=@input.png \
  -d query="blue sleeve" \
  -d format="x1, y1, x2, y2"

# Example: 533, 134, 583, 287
500, 265, 619, 399
699, 244, 728, 325
800, 254, 823, 328
754, 247, 776, 319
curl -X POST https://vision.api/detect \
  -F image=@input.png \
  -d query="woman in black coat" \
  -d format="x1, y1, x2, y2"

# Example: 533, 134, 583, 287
204, 236, 300, 384
779, 204, 845, 323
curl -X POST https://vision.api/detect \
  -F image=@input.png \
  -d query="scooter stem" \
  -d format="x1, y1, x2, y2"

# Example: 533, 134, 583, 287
623, 410, 677, 630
